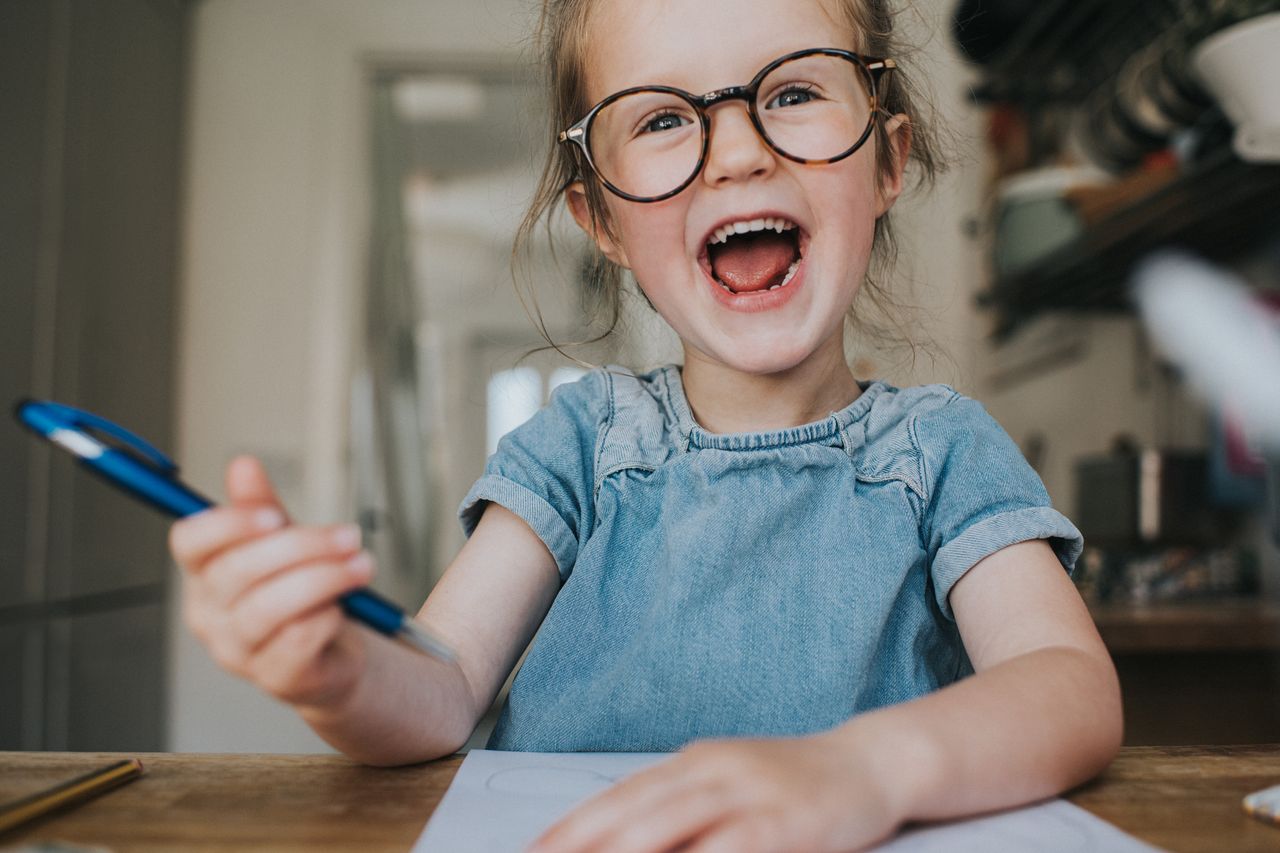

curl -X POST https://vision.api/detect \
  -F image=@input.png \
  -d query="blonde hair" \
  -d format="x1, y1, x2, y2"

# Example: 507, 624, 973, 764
513, 0, 951, 365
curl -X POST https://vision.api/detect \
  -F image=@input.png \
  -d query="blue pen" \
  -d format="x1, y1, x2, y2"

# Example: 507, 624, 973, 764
14, 399, 455, 663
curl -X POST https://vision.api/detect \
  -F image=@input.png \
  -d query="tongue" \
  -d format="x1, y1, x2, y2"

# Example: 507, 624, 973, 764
709, 231, 797, 293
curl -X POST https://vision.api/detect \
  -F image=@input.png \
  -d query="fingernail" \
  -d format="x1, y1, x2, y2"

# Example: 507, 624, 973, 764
332, 523, 362, 551
254, 508, 285, 530
346, 551, 374, 576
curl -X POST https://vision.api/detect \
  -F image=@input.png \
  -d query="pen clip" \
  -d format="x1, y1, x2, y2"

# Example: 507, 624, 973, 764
17, 400, 179, 475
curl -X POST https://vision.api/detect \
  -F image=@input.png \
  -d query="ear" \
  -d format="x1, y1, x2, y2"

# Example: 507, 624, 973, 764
875, 114, 912, 218
565, 181, 630, 268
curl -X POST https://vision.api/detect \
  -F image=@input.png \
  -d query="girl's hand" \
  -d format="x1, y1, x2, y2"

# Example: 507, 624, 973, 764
170, 455, 374, 711
530, 733, 903, 853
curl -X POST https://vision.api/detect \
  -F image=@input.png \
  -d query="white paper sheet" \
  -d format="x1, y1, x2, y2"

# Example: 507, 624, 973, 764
413, 749, 1164, 853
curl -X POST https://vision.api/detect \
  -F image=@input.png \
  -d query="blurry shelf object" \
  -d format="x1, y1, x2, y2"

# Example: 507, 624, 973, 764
1090, 597, 1280, 653
980, 151, 1280, 339
964, 0, 1190, 106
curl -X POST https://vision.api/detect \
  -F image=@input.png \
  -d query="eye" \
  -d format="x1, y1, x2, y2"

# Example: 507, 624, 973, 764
765, 84, 819, 110
639, 111, 692, 135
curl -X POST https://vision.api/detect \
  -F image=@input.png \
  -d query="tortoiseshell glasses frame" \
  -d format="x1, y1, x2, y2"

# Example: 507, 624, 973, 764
558, 47, 897, 203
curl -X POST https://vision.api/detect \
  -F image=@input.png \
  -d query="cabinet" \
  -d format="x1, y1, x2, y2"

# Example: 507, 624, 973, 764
0, 0, 187, 750
962, 0, 1280, 337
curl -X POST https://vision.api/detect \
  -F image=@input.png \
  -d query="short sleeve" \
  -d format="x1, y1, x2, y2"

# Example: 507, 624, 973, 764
458, 370, 607, 581
912, 393, 1083, 620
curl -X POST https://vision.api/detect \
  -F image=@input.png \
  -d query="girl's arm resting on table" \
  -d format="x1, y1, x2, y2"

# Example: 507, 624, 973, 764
529, 537, 1119, 853
296, 503, 560, 766
830, 538, 1123, 825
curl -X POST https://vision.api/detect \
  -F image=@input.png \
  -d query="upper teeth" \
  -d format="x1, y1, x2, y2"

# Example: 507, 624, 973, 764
708, 217, 796, 245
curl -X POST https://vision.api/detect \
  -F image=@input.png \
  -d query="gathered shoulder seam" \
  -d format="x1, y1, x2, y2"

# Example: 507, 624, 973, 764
905, 386, 962, 506
591, 369, 618, 498
592, 368, 661, 498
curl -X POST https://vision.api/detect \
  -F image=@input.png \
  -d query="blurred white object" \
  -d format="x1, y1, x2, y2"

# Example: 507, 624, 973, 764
392, 76, 486, 121
993, 166, 1111, 276
1192, 13, 1280, 162
1132, 251, 1280, 449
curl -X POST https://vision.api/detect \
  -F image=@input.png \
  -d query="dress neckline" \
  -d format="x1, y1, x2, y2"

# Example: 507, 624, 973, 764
657, 364, 889, 452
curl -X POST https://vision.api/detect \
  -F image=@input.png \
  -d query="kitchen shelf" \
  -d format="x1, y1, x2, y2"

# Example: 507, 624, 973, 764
970, 0, 1187, 106
1089, 597, 1280, 653
979, 151, 1280, 340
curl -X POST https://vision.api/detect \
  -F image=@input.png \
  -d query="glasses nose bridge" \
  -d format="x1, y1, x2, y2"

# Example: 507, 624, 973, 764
696, 85, 756, 129
697, 84, 752, 110
696, 84, 764, 143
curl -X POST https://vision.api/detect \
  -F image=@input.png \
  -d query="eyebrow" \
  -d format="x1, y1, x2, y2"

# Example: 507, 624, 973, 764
590, 43, 843, 100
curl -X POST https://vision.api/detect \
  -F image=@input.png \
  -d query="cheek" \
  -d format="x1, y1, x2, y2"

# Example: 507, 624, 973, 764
822, 165, 882, 245
802, 165, 881, 294
838, 203, 879, 287
610, 201, 692, 279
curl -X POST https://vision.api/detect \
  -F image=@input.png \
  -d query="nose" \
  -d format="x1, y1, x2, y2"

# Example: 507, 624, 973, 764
701, 102, 776, 189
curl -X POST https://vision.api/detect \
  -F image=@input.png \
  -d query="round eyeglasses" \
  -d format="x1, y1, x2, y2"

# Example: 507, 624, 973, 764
558, 48, 896, 203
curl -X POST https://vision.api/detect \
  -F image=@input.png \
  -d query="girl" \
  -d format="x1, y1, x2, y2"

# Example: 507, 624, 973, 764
170, 0, 1123, 849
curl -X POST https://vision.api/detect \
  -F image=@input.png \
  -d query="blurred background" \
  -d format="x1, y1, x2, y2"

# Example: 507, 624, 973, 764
2, 0, 1279, 754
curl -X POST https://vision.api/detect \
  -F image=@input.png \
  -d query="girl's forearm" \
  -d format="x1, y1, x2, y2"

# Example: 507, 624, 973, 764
830, 645, 1123, 826
296, 632, 482, 766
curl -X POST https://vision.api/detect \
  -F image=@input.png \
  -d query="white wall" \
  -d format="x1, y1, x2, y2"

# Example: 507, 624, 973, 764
872, 0, 987, 392
172, 0, 539, 753
983, 317, 1209, 513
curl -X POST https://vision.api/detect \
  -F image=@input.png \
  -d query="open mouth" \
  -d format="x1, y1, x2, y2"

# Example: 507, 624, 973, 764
701, 217, 805, 296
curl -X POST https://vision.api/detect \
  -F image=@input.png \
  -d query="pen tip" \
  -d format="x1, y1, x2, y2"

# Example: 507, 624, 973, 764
400, 621, 457, 663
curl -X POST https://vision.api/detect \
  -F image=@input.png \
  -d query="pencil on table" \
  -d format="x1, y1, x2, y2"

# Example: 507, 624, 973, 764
0, 758, 144, 835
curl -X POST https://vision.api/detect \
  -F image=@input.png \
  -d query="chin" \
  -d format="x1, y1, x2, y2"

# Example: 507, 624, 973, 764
703, 337, 823, 377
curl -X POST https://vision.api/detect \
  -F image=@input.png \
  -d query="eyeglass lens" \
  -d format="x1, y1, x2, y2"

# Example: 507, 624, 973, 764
587, 53, 875, 200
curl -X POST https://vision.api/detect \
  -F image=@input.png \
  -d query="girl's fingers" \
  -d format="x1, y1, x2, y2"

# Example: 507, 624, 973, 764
534, 759, 709, 853
170, 505, 286, 571
224, 455, 291, 521
246, 606, 350, 703
578, 784, 734, 853
203, 523, 365, 606
169, 456, 291, 573
682, 815, 782, 853
230, 554, 374, 652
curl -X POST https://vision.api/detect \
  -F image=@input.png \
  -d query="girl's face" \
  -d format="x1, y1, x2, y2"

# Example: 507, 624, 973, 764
568, 0, 907, 377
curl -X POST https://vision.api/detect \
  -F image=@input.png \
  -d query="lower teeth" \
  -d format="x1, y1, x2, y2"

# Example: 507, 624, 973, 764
769, 260, 800, 290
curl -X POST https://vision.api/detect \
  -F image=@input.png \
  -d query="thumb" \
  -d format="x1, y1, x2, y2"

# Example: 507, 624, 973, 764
225, 455, 291, 522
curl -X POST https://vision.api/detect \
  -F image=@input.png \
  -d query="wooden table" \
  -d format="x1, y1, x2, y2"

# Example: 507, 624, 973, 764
1088, 600, 1280, 654
4, 746, 1280, 851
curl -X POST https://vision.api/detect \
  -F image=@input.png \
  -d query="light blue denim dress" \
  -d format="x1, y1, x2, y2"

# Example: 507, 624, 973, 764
459, 366, 1082, 752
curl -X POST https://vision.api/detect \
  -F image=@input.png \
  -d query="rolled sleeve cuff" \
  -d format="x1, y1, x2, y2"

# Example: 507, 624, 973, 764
931, 506, 1084, 620
458, 474, 578, 582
